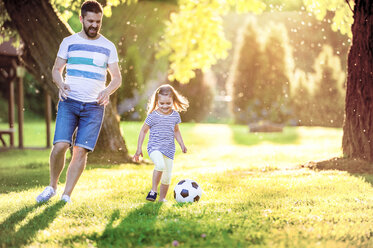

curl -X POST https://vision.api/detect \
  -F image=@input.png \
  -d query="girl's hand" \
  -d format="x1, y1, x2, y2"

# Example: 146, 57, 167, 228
181, 145, 187, 153
133, 150, 143, 162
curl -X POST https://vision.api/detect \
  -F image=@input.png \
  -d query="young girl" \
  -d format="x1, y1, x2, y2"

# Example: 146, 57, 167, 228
133, 84, 189, 202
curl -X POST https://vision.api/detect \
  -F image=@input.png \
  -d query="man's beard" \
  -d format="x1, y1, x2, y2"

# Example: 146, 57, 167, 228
84, 25, 99, 38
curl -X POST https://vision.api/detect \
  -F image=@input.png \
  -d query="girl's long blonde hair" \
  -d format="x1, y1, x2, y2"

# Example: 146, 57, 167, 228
147, 84, 189, 114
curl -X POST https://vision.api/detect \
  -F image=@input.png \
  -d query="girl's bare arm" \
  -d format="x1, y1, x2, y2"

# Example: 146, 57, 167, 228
175, 124, 187, 153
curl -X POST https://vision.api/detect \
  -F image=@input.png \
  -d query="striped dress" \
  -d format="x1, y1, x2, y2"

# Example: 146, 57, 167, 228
57, 33, 118, 102
145, 110, 181, 160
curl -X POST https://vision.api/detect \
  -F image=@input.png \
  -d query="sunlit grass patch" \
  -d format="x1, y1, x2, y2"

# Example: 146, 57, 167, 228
0, 122, 372, 247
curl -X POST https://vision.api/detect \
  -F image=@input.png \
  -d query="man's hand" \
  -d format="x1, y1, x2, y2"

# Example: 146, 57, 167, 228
97, 88, 111, 106
59, 83, 70, 101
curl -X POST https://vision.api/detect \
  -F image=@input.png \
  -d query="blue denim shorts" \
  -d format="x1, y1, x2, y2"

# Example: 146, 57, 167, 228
53, 98, 105, 151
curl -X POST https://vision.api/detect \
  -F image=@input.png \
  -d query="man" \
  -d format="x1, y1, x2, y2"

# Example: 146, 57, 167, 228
36, 0, 122, 203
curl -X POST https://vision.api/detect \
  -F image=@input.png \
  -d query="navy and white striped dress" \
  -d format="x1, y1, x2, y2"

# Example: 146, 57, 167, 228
145, 110, 181, 160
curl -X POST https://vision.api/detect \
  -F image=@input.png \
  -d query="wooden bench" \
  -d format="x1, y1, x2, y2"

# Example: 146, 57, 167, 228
249, 121, 284, 133
0, 129, 14, 147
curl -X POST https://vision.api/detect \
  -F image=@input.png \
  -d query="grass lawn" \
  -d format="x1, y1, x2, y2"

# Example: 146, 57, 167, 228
0, 121, 372, 247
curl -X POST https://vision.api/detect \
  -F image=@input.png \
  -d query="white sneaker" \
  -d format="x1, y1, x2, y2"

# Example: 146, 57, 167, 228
36, 186, 56, 203
60, 194, 72, 203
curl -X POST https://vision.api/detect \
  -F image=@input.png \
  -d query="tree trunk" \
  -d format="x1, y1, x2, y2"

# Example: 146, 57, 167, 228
342, 0, 373, 161
88, 101, 129, 164
3, 0, 131, 163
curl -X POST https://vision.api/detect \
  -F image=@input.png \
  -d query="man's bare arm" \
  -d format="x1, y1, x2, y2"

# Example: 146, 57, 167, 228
97, 62, 122, 105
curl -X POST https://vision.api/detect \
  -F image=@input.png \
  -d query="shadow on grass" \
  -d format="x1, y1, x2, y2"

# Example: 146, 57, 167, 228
0, 163, 66, 194
230, 126, 299, 146
0, 201, 66, 247
89, 202, 163, 247
302, 157, 373, 187
87, 202, 241, 247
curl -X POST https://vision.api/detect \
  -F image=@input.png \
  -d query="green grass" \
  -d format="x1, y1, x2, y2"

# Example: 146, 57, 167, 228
1, 121, 373, 247
0, 120, 54, 148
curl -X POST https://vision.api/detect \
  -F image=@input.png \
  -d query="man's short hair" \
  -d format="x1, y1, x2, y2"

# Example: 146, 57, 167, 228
81, 1, 103, 17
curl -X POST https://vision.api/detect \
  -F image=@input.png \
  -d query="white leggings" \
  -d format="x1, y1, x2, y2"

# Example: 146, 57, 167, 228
149, 150, 174, 185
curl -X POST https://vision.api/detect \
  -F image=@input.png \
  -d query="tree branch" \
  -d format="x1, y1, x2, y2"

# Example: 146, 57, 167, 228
345, 0, 353, 13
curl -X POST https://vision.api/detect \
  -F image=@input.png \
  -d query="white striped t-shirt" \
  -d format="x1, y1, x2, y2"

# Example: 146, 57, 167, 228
145, 110, 181, 160
57, 33, 119, 102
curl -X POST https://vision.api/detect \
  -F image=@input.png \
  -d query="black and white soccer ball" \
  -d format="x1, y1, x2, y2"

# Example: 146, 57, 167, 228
174, 179, 202, 203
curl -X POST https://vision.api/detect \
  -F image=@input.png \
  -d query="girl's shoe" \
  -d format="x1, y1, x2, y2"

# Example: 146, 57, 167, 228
146, 191, 157, 201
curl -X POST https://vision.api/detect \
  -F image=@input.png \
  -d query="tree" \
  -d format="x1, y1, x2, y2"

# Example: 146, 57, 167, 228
105, 2, 176, 121
290, 69, 313, 126
164, 0, 373, 162
171, 69, 214, 122
3, 0, 371, 161
227, 17, 263, 124
341, 0, 373, 160
158, 0, 266, 83
227, 20, 292, 124
312, 45, 345, 127
256, 23, 292, 124
2, 0, 130, 163
304, 0, 373, 161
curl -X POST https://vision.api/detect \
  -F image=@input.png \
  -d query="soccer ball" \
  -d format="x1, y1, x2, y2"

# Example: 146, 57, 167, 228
174, 179, 202, 203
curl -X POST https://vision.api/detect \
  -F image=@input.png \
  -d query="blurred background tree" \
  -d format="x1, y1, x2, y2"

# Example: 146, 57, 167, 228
227, 17, 263, 125
171, 69, 214, 122
227, 20, 293, 125
290, 69, 313, 126
311, 45, 345, 127
1, 0, 351, 126
254, 22, 292, 124
3, 0, 372, 161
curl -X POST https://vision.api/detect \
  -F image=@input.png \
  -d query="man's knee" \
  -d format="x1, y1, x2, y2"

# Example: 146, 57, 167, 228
72, 146, 88, 159
52, 142, 70, 155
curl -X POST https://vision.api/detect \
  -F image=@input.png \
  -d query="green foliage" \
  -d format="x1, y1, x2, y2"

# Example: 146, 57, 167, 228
0, 97, 7, 123
303, 0, 353, 37
0, 0, 21, 46
1, 0, 354, 87
1, 0, 137, 44
158, 0, 352, 84
158, 0, 265, 84
102, 1, 175, 120
51, 0, 137, 23
263, 0, 304, 11
66, 12, 81, 33
23, 73, 50, 118
171, 70, 214, 122
118, 45, 144, 100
